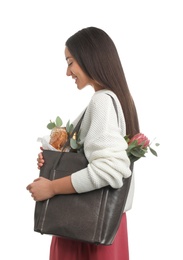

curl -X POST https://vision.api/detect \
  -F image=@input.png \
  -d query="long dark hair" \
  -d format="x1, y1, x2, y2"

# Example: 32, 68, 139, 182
66, 27, 140, 137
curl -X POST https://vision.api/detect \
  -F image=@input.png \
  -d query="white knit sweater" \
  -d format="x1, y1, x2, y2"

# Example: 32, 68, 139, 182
71, 89, 134, 212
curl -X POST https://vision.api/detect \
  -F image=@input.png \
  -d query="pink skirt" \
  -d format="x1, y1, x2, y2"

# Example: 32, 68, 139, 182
49, 213, 129, 260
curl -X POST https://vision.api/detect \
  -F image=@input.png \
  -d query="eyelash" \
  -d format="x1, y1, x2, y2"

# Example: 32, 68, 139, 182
68, 62, 73, 66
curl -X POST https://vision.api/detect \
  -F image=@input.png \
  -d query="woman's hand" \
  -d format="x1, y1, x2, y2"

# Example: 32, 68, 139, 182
37, 147, 44, 169
26, 177, 55, 201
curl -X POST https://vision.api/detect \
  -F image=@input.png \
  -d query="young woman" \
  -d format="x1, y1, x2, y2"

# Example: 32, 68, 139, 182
27, 26, 140, 260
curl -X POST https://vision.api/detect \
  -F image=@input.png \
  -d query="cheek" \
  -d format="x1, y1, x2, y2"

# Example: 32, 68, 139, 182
80, 72, 90, 83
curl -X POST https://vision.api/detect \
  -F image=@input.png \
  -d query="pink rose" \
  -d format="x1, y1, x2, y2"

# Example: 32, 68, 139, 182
128, 133, 150, 148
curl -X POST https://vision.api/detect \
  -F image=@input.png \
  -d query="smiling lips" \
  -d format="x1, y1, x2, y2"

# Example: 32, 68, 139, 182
72, 75, 77, 83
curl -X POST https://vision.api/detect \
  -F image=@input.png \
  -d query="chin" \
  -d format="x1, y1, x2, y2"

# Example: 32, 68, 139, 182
77, 85, 86, 90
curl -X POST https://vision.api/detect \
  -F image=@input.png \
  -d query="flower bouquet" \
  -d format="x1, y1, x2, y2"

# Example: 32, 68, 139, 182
124, 133, 159, 163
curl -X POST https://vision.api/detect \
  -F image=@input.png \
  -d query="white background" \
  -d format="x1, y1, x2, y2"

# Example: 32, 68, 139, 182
0, 0, 182, 259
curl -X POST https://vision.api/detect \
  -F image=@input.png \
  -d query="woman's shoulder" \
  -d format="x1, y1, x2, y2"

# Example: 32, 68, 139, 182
89, 88, 126, 134
90, 89, 121, 112
91, 89, 117, 104
86, 89, 121, 122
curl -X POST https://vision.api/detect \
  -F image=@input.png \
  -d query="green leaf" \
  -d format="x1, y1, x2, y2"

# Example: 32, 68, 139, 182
130, 148, 146, 158
47, 122, 56, 129
70, 138, 79, 150
66, 120, 74, 134
149, 147, 158, 156
66, 120, 70, 133
127, 140, 138, 151
69, 124, 74, 133
55, 116, 62, 127
124, 135, 130, 143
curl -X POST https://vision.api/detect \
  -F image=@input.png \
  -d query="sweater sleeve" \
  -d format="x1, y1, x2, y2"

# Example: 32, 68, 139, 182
71, 92, 131, 193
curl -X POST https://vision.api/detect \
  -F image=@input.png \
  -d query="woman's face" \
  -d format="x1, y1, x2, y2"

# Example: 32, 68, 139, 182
65, 47, 102, 91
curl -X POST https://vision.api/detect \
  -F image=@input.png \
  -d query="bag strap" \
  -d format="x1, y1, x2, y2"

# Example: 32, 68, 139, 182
106, 93, 119, 125
107, 93, 133, 171
107, 93, 133, 215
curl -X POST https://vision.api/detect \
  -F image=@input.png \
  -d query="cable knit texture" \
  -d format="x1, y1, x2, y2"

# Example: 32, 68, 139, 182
71, 89, 133, 198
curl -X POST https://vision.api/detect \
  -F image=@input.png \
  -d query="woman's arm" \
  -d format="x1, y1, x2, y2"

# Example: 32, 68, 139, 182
71, 92, 131, 193
26, 175, 76, 201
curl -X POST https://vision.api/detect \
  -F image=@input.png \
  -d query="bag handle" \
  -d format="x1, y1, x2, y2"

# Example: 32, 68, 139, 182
106, 93, 119, 125
107, 93, 134, 171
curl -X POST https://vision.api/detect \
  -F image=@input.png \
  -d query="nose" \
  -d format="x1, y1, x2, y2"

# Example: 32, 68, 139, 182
66, 67, 72, 76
